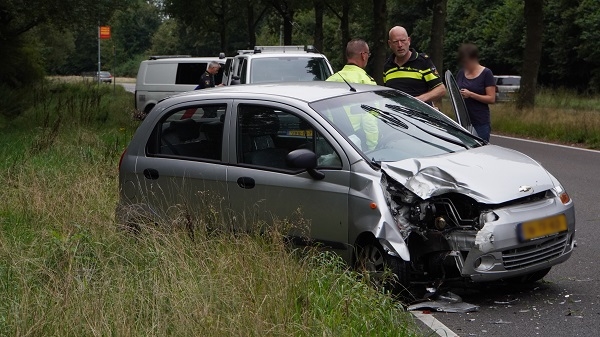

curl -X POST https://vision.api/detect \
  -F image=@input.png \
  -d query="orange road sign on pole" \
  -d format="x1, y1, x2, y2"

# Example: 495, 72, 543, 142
100, 26, 111, 39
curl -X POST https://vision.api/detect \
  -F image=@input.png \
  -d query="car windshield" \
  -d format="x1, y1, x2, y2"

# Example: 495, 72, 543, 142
310, 90, 484, 163
250, 57, 331, 83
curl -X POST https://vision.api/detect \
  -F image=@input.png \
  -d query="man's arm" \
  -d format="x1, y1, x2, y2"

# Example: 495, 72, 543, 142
416, 83, 446, 102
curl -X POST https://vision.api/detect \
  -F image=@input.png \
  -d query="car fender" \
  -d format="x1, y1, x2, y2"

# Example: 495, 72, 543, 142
348, 167, 411, 261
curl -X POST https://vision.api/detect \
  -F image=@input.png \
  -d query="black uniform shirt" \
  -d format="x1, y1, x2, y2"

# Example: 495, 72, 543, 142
383, 48, 443, 97
196, 71, 215, 90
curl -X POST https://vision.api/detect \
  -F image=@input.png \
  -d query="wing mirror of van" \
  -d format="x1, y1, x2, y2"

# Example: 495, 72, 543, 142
231, 75, 241, 85
286, 149, 325, 180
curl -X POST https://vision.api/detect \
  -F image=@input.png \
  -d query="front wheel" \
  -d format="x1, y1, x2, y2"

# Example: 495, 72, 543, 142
355, 240, 411, 295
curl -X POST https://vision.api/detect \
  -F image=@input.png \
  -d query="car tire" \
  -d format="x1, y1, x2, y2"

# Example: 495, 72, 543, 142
507, 267, 551, 284
355, 239, 411, 295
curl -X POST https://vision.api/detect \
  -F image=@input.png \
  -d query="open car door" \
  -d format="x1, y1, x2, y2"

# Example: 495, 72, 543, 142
445, 70, 478, 136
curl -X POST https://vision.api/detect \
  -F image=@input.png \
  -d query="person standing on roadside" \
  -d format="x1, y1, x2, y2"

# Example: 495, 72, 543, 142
456, 43, 496, 142
195, 61, 222, 90
384, 26, 445, 104
327, 39, 377, 85
327, 39, 378, 150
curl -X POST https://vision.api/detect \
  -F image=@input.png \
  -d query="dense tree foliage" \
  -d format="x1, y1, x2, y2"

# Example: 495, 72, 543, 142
2, 0, 600, 98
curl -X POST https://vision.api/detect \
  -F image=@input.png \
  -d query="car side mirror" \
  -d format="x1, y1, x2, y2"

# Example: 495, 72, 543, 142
286, 149, 325, 180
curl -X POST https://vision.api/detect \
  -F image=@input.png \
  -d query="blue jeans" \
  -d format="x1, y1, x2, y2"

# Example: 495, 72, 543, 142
474, 124, 491, 142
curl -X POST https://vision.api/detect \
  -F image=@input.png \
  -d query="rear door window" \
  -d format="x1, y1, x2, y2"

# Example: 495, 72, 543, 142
147, 104, 228, 162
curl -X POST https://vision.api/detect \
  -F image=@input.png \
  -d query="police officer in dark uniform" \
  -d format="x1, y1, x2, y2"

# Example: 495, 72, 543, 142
195, 61, 222, 90
384, 26, 445, 104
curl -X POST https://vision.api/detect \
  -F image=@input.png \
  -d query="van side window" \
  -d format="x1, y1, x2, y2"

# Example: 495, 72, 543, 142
147, 104, 227, 161
175, 63, 207, 85
237, 105, 342, 171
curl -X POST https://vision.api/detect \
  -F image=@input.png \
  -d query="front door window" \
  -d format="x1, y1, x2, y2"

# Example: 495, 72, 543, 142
237, 105, 342, 171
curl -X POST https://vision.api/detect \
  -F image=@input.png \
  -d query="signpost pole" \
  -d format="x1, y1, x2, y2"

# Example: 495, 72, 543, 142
97, 25, 101, 86
113, 42, 116, 95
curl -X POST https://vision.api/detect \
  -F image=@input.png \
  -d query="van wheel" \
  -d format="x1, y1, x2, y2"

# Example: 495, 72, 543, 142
144, 104, 155, 114
355, 240, 411, 295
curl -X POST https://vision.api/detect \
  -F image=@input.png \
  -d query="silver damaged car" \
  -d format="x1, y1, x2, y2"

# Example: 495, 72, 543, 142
118, 72, 575, 290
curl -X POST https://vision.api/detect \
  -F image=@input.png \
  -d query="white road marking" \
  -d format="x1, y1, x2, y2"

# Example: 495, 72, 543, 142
412, 312, 460, 337
492, 134, 600, 154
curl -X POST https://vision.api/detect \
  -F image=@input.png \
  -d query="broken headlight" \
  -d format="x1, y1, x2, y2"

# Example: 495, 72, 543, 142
549, 185, 571, 205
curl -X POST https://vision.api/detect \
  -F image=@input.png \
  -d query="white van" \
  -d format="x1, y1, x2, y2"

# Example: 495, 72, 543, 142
135, 56, 226, 113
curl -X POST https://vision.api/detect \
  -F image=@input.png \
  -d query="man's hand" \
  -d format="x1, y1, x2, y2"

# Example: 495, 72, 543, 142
416, 84, 446, 103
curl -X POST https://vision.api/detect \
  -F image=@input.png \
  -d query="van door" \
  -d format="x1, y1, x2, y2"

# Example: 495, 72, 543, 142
444, 70, 477, 135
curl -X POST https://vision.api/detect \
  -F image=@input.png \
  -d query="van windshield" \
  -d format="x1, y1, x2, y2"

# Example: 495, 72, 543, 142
250, 57, 332, 83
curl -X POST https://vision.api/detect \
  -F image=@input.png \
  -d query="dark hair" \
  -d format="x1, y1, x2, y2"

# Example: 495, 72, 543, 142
458, 43, 479, 61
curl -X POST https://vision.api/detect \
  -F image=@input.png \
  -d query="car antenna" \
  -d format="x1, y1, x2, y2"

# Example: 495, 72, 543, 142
338, 74, 356, 92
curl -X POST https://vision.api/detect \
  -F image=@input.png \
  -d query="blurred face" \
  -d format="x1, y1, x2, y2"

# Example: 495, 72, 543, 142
460, 56, 478, 70
388, 28, 411, 59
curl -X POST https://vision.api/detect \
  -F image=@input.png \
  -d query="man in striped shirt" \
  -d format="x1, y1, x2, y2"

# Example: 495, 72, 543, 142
383, 26, 445, 105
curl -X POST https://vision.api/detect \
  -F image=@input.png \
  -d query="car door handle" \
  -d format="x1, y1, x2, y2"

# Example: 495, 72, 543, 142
237, 177, 255, 189
143, 168, 160, 180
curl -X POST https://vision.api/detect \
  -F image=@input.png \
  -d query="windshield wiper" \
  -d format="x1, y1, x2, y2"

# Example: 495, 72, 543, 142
385, 103, 483, 147
362, 105, 469, 150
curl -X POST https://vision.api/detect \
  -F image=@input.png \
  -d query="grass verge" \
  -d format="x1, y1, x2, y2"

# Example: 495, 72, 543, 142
441, 90, 600, 149
491, 91, 600, 148
0, 82, 418, 336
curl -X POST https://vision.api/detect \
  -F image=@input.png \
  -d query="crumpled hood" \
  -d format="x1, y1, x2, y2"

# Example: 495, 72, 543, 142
381, 145, 555, 204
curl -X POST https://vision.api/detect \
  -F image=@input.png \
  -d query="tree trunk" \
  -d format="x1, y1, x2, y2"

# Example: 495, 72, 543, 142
341, 0, 350, 53
371, 0, 387, 84
247, 2, 256, 48
283, 11, 293, 45
517, 0, 544, 109
313, 0, 324, 51
429, 0, 447, 72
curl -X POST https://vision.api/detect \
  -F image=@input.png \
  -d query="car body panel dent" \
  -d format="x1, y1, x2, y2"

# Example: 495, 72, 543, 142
381, 145, 555, 204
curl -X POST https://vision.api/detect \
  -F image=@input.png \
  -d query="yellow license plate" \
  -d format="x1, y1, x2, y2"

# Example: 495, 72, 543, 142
519, 214, 567, 241
288, 130, 313, 136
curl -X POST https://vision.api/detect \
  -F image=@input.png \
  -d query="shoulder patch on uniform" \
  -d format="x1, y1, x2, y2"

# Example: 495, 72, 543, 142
422, 53, 429, 59
205, 80, 210, 85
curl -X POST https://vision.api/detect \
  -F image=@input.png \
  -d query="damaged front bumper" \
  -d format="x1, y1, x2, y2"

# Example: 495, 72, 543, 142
445, 197, 576, 282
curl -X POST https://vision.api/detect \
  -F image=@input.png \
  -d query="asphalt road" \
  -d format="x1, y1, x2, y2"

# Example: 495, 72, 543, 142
120, 82, 135, 93
430, 135, 600, 337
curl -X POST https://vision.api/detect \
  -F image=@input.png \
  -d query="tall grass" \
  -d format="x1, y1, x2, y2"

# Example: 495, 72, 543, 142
440, 90, 600, 148
490, 91, 600, 148
0, 82, 418, 336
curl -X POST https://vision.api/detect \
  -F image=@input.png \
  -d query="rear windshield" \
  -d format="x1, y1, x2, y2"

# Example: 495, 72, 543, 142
495, 77, 520, 86
100, 71, 111, 76
250, 57, 332, 83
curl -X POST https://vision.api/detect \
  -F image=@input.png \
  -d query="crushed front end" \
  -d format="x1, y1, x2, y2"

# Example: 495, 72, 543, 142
381, 171, 576, 283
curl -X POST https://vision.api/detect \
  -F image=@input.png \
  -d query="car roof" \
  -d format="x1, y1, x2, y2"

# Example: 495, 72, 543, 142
236, 53, 326, 59
142, 57, 225, 64
168, 82, 383, 104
